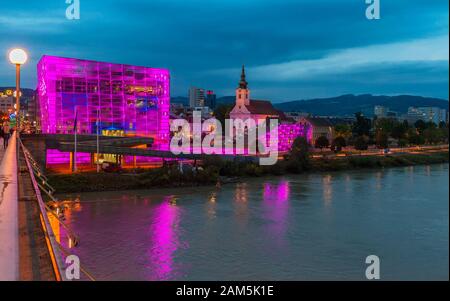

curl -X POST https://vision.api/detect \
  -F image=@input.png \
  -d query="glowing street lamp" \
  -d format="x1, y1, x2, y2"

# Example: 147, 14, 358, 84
8, 48, 28, 134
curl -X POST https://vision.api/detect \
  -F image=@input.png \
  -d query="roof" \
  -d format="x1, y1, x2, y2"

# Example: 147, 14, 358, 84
246, 99, 280, 116
277, 110, 296, 123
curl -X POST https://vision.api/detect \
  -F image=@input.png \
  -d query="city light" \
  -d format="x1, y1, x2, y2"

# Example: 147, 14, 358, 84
8, 48, 28, 65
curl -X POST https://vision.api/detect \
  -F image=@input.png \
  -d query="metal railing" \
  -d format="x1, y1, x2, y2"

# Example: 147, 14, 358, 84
19, 139, 95, 281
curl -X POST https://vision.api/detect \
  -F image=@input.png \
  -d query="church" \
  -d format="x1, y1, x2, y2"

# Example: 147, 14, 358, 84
229, 66, 288, 122
228, 66, 311, 152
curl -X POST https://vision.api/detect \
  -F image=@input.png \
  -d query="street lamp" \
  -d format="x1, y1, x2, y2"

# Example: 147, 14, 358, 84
8, 48, 28, 135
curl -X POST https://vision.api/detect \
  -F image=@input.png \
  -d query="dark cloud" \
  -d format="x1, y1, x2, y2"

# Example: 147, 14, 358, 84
0, 0, 448, 100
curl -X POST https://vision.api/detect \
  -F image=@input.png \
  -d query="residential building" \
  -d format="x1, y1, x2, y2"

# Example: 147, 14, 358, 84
417, 107, 447, 124
299, 117, 352, 144
189, 87, 205, 108
374, 105, 389, 118
405, 106, 447, 125
205, 90, 217, 109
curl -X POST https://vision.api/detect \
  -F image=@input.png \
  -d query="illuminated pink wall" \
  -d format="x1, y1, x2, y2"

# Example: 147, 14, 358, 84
37, 55, 169, 141
37, 55, 170, 165
265, 123, 312, 152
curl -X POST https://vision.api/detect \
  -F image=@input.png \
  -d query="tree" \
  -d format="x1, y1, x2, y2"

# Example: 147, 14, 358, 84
291, 136, 309, 157
374, 118, 395, 134
391, 122, 409, 140
315, 135, 329, 151
334, 124, 352, 139
414, 120, 426, 133
423, 128, 442, 145
439, 126, 449, 143
287, 136, 310, 173
213, 104, 233, 127
375, 131, 389, 149
354, 136, 368, 151
332, 136, 346, 152
407, 129, 425, 145
398, 138, 408, 148
352, 112, 372, 137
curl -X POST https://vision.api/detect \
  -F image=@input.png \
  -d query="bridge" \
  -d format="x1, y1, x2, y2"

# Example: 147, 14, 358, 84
0, 133, 260, 281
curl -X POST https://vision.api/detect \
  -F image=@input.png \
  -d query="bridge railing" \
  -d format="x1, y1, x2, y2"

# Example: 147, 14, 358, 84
20, 139, 95, 281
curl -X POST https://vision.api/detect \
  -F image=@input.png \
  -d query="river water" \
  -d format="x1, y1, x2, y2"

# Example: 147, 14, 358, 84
57, 164, 449, 280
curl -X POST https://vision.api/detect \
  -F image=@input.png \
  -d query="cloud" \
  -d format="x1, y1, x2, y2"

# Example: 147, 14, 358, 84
211, 35, 449, 82
0, 0, 447, 100
0, 13, 67, 33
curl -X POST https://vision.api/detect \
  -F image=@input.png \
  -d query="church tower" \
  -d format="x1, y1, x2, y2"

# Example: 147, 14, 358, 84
235, 65, 250, 108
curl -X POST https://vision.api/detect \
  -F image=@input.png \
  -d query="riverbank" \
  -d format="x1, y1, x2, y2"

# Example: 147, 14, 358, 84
48, 151, 449, 194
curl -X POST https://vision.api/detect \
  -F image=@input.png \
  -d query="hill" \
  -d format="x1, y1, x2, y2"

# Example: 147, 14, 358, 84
171, 94, 448, 116
273, 94, 449, 116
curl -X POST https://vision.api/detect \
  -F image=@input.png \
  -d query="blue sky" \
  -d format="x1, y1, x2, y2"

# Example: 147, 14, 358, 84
0, 0, 448, 102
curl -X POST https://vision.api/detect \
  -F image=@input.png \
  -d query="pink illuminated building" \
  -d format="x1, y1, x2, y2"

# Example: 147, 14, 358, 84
37, 55, 170, 167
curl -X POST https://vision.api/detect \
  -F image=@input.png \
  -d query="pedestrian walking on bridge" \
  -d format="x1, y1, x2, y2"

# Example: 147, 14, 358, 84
3, 122, 10, 150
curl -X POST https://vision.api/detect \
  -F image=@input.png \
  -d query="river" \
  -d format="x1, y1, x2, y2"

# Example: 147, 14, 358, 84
57, 164, 449, 280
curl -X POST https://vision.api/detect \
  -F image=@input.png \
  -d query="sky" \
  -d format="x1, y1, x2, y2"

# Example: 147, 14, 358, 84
0, 0, 448, 102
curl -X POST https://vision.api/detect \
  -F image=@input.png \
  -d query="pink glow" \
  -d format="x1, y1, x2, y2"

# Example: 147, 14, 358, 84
263, 181, 290, 203
37, 55, 170, 165
147, 197, 184, 280
46, 149, 91, 164
265, 123, 311, 152
263, 181, 290, 245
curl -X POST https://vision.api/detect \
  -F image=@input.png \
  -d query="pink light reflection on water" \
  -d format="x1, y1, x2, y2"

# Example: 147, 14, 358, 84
146, 196, 187, 280
263, 181, 290, 203
262, 181, 290, 246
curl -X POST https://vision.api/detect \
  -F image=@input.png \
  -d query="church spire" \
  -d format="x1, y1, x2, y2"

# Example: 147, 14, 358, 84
239, 65, 248, 89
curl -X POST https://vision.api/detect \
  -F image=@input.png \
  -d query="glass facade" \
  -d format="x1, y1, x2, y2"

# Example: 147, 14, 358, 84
37, 55, 170, 168
37, 55, 170, 146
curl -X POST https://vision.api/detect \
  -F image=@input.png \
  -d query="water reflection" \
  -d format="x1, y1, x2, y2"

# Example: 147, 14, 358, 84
234, 183, 248, 202
426, 165, 431, 176
233, 183, 249, 226
262, 181, 290, 245
263, 181, 290, 202
147, 196, 184, 280
58, 164, 449, 280
49, 200, 82, 249
206, 191, 218, 219
375, 171, 383, 191
322, 175, 333, 205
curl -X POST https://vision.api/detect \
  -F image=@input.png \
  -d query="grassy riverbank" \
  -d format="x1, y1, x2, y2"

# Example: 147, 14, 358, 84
48, 151, 448, 194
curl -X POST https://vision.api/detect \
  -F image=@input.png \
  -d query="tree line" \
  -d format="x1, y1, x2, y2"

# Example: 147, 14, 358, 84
314, 112, 449, 152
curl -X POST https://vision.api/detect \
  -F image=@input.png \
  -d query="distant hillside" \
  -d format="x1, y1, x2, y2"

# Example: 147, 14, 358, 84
168, 94, 449, 116
273, 94, 449, 116
171, 96, 189, 106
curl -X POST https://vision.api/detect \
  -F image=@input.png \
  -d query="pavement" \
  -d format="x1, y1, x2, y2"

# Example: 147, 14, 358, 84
0, 133, 19, 280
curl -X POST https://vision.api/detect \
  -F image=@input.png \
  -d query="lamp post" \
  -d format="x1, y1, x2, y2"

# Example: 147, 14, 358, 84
8, 48, 28, 137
